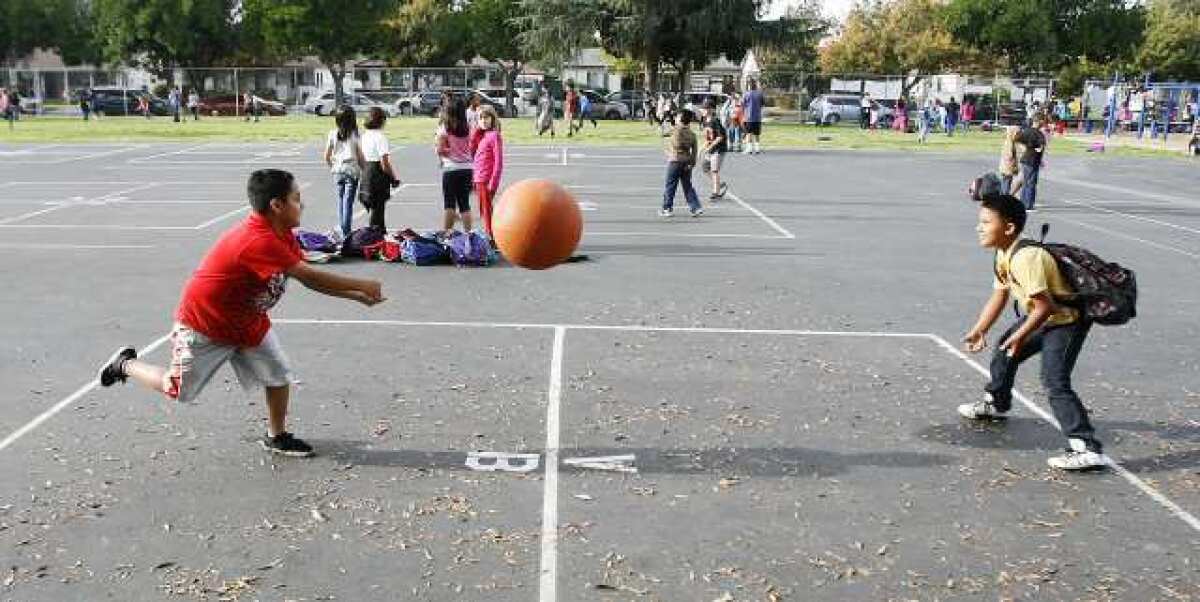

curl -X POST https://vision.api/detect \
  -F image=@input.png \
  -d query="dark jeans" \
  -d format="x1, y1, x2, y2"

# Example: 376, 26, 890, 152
859, 108, 869, 129
1019, 161, 1040, 210
662, 161, 701, 212
985, 317, 1102, 452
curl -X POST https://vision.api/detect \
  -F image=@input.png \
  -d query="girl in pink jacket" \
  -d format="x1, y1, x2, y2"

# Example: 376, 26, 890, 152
472, 106, 504, 240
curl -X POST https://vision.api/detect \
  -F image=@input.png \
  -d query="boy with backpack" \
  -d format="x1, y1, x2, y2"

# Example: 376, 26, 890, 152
960, 194, 1116, 471
96, 169, 386, 457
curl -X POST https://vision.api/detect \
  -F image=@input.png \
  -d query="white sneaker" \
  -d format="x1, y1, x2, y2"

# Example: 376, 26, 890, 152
957, 396, 1006, 419
690, 207, 704, 217
658, 209, 673, 217
1047, 439, 1107, 471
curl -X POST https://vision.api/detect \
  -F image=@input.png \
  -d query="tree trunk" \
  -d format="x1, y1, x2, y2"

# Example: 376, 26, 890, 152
900, 75, 923, 100
329, 63, 346, 107
645, 46, 660, 92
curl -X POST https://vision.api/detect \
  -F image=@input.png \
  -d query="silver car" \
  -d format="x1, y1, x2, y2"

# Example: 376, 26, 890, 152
309, 92, 400, 117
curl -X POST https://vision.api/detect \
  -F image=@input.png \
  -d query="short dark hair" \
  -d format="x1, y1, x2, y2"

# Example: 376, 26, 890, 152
364, 106, 387, 129
979, 194, 1026, 233
679, 108, 695, 125
247, 169, 295, 214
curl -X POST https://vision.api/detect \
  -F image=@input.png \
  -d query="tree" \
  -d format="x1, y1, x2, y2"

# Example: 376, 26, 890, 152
244, 0, 397, 105
942, 0, 1145, 72
1136, 0, 1200, 80
383, 0, 469, 66
820, 0, 979, 96
755, 0, 828, 72
514, 0, 601, 75
93, 0, 244, 92
464, 0, 533, 115
1, 0, 97, 66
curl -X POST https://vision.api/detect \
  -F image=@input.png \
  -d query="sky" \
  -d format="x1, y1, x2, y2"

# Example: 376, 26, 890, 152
763, 0, 857, 22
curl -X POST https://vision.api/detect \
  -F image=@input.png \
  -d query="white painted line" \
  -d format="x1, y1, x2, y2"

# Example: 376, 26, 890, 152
274, 318, 930, 339
49, 145, 141, 164
0, 182, 159, 226
127, 143, 215, 163
1056, 198, 1200, 237
1054, 216, 1200, 260
1047, 175, 1200, 208
561, 147, 567, 166
193, 206, 250, 230
1, 181, 241, 186
584, 231, 789, 239
562, 454, 637, 473
0, 224, 197, 230
927, 334, 1200, 534
506, 162, 662, 169
725, 192, 796, 239
0, 334, 171, 454
0, 243, 155, 250
540, 326, 566, 602
465, 451, 540, 472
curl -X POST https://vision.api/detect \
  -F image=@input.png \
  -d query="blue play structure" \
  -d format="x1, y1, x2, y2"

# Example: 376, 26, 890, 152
1092, 75, 1200, 142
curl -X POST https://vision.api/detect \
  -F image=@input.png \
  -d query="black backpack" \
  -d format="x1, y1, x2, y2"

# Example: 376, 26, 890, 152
997, 224, 1137, 325
969, 172, 1002, 201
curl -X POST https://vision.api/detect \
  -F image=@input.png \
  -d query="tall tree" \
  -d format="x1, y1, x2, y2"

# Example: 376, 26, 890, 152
514, 0, 600, 75
464, 0, 532, 114
383, 0, 468, 66
244, 0, 397, 104
1136, 0, 1200, 80
93, 0, 243, 91
755, 0, 828, 72
942, 0, 1145, 72
820, 0, 978, 96
1, 0, 97, 66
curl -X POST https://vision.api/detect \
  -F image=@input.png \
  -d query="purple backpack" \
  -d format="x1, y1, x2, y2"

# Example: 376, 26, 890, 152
444, 230, 495, 266
294, 229, 337, 253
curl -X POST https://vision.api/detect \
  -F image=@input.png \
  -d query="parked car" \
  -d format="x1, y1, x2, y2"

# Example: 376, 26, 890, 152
308, 92, 399, 117
607, 90, 650, 118
199, 95, 287, 117
808, 94, 857, 125
87, 87, 170, 116
580, 89, 630, 120
680, 92, 729, 114
409, 88, 518, 117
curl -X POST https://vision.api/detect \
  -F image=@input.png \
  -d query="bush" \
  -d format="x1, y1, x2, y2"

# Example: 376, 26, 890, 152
152, 83, 170, 98
769, 93, 797, 110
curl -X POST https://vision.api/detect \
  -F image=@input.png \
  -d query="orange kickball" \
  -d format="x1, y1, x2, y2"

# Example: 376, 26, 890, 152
493, 179, 582, 270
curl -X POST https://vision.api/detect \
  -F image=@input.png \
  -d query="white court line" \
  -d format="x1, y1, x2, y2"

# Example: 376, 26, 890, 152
561, 147, 567, 166
1054, 216, 1200, 260
1047, 175, 1200, 208
539, 327, 566, 602
584, 231, 789, 239
0, 243, 155, 250
4, 319, 1197, 541
928, 334, 1200, 533
0, 224, 196, 231
506, 162, 662, 169
127, 143, 215, 163
193, 207, 250, 229
1056, 198, 1200, 237
0, 182, 159, 226
0, 334, 171, 454
724, 192, 796, 239
49, 145, 142, 164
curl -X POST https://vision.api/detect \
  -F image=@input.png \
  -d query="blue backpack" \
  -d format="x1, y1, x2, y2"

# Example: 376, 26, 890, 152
400, 236, 449, 266
445, 230, 495, 266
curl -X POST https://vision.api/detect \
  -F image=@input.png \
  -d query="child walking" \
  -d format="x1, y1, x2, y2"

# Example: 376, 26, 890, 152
701, 99, 729, 201
472, 106, 504, 241
323, 106, 366, 238
96, 169, 385, 457
659, 109, 703, 218
960, 194, 1105, 471
436, 97, 474, 233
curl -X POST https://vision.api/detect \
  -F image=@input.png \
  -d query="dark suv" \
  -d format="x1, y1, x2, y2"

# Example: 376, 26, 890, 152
87, 88, 169, 116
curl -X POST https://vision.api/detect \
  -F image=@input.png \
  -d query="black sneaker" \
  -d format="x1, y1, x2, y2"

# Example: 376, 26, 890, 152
260, 432, 315, 457
98, 346, 137, 387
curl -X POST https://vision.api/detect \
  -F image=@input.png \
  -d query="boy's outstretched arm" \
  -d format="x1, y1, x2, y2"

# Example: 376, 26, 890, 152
963, 287, 1009, 352
286, 262, 385, 306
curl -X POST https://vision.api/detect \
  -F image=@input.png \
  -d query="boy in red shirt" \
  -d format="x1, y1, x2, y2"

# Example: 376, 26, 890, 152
97, 169, 385, 457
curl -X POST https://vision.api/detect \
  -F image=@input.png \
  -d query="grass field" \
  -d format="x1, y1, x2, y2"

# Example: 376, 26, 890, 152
0, 113, 1189, 159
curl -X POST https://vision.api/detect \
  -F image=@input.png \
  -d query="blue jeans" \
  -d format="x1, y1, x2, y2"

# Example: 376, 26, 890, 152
1019, 162, 1040, 210
1000, 175, 1013, 195
334, 174, 359, 237
663, 161, 701, 212
985, 317, 1101, 452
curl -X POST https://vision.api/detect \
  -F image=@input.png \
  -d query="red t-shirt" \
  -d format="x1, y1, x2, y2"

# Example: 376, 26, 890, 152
175, 213, 303, 347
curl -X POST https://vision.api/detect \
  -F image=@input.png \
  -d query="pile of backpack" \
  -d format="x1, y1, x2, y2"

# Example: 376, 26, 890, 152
294, 226, 497, 267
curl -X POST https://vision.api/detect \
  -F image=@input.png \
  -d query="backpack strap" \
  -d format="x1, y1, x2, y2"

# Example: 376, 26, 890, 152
995, 238, 1040, 318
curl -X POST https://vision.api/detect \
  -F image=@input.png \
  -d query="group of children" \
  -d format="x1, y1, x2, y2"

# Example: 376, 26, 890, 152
319, 97, 506, 243
94, 85, 1110, 473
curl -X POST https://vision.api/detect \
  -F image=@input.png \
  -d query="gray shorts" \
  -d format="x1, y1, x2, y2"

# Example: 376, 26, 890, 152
165, 323, 294, 402
707, 152, 724, 173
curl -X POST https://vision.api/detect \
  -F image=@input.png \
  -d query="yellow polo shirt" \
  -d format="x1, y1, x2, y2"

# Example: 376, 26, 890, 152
993, 241, 1079, 326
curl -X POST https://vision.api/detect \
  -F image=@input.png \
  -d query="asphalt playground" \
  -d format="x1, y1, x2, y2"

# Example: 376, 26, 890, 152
0, 134, 1198, 601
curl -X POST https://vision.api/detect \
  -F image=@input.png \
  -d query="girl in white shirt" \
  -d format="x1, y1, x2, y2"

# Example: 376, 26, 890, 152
360, 107, 401, 230
323, 106, 366, 237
